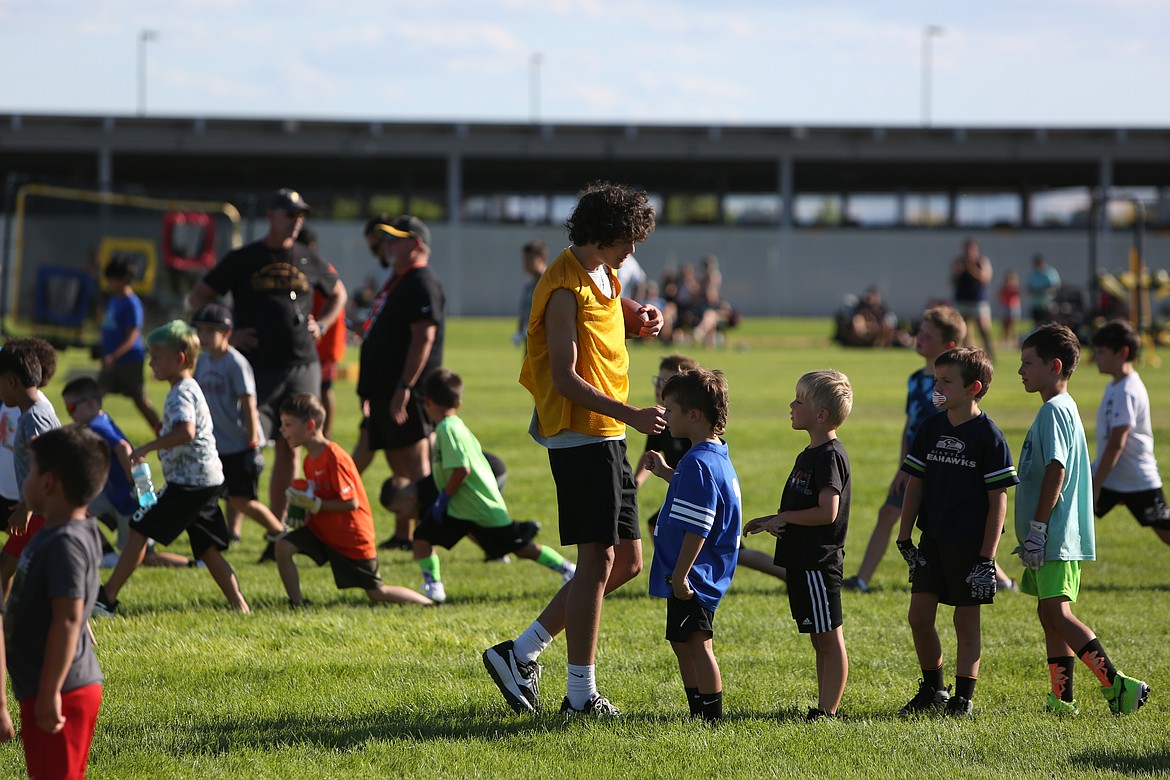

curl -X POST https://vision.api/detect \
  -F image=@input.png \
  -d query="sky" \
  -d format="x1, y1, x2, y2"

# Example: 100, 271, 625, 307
2, 0, 1169, 127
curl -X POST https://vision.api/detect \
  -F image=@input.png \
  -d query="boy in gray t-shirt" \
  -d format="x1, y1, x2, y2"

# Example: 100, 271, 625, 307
191, 304, 284, 548
3, 426, 108, 778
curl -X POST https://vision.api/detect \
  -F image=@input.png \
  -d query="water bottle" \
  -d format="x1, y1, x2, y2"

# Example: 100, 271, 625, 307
131, 462, 158, 509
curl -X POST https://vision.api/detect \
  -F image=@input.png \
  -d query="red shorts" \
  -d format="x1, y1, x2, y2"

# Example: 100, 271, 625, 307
2, 513, 46, 559
21, 683, 102, 780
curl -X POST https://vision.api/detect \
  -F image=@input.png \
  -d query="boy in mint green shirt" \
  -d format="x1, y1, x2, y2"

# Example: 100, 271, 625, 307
384, 368, 575, 604
1015, 323, 1149, 716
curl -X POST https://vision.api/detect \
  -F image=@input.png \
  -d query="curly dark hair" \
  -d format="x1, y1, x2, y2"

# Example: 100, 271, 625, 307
565, 181, 655, 248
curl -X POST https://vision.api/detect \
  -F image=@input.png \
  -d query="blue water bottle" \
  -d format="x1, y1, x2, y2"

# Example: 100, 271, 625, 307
131, 462, 158, 508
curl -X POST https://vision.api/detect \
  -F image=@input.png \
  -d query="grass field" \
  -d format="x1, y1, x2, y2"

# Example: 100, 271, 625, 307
2, 317, 1168, 779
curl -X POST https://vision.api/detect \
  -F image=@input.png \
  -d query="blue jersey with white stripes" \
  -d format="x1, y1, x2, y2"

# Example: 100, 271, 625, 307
649, 440, 742, 612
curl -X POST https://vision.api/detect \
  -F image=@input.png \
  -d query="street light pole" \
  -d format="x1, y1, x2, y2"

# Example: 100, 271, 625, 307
529, 52, 543, 123
138, 29, 159, 117
920, 25, 944, 127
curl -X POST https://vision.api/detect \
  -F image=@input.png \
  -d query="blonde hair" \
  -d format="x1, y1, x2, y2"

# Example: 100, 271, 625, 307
796, 369, 853, 427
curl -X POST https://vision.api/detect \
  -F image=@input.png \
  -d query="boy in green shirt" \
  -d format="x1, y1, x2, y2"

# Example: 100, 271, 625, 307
383, 368, 575, 604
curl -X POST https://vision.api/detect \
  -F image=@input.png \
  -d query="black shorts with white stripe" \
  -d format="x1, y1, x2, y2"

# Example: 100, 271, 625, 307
787, 566, 844, 634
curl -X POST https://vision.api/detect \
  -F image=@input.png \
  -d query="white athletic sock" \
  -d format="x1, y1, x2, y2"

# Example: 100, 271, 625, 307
566, 663, 597, 709
513, 620, 553, 664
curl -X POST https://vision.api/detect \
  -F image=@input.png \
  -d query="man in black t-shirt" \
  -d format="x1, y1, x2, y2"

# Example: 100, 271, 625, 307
186, 188, 346, 525
360, 214, 446, 549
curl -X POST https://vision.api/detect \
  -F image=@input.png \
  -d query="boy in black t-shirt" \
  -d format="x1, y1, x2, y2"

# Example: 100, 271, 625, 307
895, 347, 1018, 717
745, 370, 853, 719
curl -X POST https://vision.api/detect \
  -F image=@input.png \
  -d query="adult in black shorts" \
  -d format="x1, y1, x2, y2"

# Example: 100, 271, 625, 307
186, 189, 346, 521
360, 214, 445, 548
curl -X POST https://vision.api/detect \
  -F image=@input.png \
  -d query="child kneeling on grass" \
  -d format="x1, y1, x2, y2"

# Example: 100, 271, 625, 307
278, 393, 433, 607
643, 368, 741, 722
385, 368, 575, 605
3, 426, 109, 778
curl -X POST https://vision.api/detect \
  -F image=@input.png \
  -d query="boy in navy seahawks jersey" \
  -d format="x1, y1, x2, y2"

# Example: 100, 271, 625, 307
645, 368, 741, 722
745, 369, 853, 720
895, 347, 1018, 717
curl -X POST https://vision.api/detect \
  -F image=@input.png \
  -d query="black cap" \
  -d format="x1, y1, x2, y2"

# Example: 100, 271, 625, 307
191, 303, 233, 329
370, 215, 430, 249
268, 188, 312, 213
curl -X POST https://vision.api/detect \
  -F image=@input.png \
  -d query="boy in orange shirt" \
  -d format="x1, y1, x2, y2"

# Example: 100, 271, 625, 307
276, 393, 432, 607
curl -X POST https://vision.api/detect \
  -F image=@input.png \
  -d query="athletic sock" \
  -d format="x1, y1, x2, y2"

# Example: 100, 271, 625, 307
535, 545, 568, 572
699, 691, 723, 722
923, 666, 945, 692
685, 686, 702, 716
417, 554, 441, 583
513, 620, 553, 664
954, 675, 977, 700
566, 664, 597, 709
1077, 638, 1118, 686
1048, 656, 1075, 702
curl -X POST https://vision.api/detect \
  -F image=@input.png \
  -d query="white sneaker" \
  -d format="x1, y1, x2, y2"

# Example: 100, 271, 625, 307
422, 580, 447, 604
561, 562, 577, 584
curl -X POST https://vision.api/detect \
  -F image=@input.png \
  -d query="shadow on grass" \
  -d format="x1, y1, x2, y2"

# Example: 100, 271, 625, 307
1071, 746, 1170, 774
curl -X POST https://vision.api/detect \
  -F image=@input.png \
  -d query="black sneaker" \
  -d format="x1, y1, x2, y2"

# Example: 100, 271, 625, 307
257, 541, 277, 563
946, 695, 974, 716
841, 576, 869, 593
483, 640, 542, 713
378, 536, 413, 551
559, 693, 620, 717
93, 585, 118, 617
806, 707, 838, 721
899, 679, 950, 715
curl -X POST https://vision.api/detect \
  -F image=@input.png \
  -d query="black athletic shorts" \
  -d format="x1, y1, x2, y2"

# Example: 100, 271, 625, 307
547, 440, 639, 547
665, 594, 715, 642
787, 566, 844, 634
283, 527, 383, 590
129, 483, 230, 560
911, 536, 993, 607
219, 451, 259, 501
99, 360, 147, 399
253, 362, 321, 442
412, 474, 540, 558
1096, 487, 1170, 529
367, 392, 431, 452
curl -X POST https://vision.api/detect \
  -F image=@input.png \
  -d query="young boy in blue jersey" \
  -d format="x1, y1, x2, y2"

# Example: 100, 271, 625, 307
99, 256, 161, 433
1016, 323, 1149, 715
895, 347, 1018, 717
745, 369, 853, 719
644, 368, 741, 722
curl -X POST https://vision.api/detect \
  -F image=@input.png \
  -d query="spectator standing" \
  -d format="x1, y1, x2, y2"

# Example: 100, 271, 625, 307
1027, 254, 1061, 326
951, 238, 995, 358
186, 189, 345, 524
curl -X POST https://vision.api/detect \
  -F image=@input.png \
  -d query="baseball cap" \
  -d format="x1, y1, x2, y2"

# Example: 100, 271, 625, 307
191, 303, 234, 329
268, 188, 312, 213
371, 215, 431, 249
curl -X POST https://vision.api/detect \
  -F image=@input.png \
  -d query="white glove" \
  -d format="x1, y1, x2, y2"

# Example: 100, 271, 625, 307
1015, 521, 1048, 570
286, 487, 321, 514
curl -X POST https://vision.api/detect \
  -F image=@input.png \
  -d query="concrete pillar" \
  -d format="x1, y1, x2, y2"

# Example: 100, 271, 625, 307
446, 151, 463, 316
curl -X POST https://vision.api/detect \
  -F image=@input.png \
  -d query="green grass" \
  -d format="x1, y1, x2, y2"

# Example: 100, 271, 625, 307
4, 317, 1170, 779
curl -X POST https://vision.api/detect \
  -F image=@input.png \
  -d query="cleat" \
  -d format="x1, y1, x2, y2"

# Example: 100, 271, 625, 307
899, 679, 950, 715
1045, 692, 1080, 716
559, 693, 620, 717
378, 536, 414, 551
841, 576, 868, 593
422, 580, 447, 604
561, 562, 577, 584
92, 585, 118, 617
257, 541, 277, 564
483, 640, 541, 713
945, 695, 974, 716
806, 707, 837, 721
1103, 673, 1150, 715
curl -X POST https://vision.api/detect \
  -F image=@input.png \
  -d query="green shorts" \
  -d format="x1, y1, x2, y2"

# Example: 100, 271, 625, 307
1020, 560, 1081, 601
